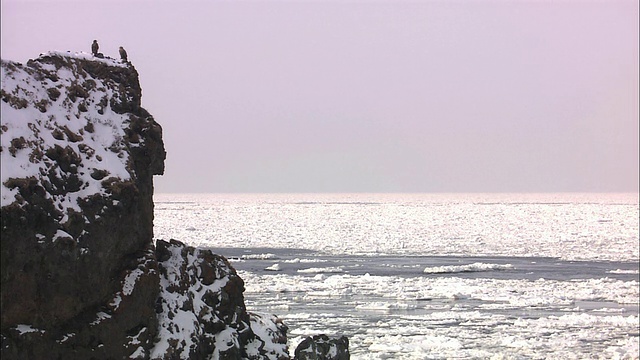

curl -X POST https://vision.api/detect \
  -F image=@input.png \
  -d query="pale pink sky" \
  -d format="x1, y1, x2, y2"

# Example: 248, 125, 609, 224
2, 0, 638, 193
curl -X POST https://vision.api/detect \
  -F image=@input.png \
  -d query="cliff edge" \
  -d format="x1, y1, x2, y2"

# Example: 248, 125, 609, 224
1, 51, 165, 358
1, 51, 347, 359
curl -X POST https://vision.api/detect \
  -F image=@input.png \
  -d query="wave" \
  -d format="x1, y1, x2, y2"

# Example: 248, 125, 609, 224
423, 262, 513, 274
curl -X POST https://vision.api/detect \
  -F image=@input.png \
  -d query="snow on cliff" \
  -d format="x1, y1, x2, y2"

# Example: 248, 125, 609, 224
1, 50, 165, 358
1, 51, 135, 213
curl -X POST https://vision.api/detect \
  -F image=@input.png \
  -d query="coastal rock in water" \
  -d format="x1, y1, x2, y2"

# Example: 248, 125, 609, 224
1, 51, 165, 358
294, 335, 350, 360
151, 239, 289, 360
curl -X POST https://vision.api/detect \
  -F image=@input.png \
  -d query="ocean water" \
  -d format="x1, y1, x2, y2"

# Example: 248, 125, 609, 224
153, 193, 639, 359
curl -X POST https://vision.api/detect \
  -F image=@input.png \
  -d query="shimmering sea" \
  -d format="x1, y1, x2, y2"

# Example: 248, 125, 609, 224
154, 193, 639, 359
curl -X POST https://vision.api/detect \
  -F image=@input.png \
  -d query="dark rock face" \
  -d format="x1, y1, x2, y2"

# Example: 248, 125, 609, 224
294, 335, 350, 360
1, 52, 165, 359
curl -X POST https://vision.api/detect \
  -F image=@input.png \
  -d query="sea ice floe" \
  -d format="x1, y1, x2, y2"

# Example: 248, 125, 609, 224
242, 253, 277, 260
608, 269, 639, 274
297, 267, 344, 274
423, 262, 513, 274
283, 258, 328, 264
265, 263, 281, 271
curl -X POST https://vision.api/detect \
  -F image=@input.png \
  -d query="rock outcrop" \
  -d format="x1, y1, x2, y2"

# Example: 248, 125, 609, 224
1, 51, 165, 359
294, 335, 350, 360
0, 51, 347, 359
152, 239, 289, 360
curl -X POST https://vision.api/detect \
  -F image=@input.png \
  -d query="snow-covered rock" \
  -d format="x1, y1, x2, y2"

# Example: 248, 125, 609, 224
1, 51, 164, 359
151, 239, 290, 360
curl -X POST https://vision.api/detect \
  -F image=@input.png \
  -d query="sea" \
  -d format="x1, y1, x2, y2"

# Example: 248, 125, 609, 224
153, 193, 639, 359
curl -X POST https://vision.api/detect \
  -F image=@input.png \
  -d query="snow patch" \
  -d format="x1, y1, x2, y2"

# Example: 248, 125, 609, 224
15, 324, 45, 335
1, 55, 133, 212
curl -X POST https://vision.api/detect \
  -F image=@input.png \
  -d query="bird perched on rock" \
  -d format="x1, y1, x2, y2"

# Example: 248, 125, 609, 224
92, 40, 99, 56
119, 46, 128, 63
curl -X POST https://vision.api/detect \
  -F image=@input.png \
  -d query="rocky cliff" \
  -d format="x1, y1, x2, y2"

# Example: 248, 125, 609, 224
1, 52, 348, 359
1, 51, 166, 358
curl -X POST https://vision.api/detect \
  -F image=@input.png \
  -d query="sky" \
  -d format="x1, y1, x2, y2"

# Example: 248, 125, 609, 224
1, 0, 638, 193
